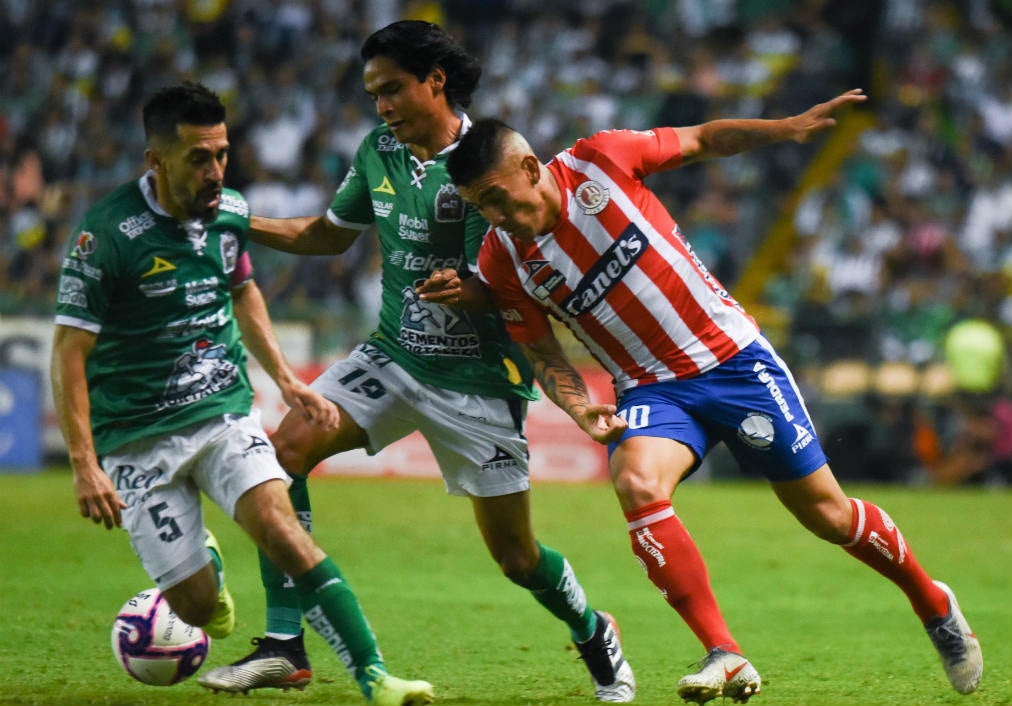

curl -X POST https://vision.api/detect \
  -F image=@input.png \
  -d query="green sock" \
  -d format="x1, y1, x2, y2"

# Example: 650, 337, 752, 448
260, 476, 311, 637
294, 556, 384, 696
527, 543, 597, 642
206, 535, 224, 590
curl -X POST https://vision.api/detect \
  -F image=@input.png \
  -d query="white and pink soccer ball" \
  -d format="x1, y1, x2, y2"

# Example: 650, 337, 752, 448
111, 588, 209, 686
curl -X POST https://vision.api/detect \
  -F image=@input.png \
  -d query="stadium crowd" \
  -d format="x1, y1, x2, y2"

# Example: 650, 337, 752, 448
2, 0, 1009, 485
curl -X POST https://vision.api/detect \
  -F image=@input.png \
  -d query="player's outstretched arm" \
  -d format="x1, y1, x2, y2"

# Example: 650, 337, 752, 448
675, 88, 867, 163
250, 214, 360, 255
51, 325, 127, 529
232, 279, 340, 428
521, 332, 627, 444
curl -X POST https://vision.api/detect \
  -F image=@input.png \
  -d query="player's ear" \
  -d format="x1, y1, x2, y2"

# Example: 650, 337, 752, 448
428, 66, 447, 94
521, 154, 540, 185
144, 148, 161, 172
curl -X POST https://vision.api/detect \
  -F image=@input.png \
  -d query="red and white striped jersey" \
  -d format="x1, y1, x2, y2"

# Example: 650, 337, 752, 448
476, 128, 759, 393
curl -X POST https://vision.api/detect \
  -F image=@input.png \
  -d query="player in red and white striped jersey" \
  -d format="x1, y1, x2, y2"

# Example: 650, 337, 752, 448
417, 92, 982, 702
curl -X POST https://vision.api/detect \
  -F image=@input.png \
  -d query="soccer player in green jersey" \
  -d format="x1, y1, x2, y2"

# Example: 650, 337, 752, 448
51, 81, 434, 706
197, 22, 635, 703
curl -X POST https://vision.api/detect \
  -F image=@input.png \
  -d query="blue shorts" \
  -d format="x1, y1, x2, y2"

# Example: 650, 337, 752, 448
609, 337, 827, 482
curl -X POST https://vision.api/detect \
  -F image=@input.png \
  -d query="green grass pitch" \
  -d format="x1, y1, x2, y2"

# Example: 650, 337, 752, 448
1, 469, 1009, 706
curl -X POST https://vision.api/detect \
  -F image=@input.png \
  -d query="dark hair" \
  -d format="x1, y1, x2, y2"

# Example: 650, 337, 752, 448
360, 20, 481, 109
447, 117, 514, 187
142, 81, 226, 144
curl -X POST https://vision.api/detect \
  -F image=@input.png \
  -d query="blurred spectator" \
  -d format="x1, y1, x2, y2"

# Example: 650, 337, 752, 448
0, 0, 1008, 486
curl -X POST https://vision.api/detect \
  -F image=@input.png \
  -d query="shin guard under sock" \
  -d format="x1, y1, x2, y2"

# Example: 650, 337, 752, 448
626, 500, 739, 652
842, 498, 949, 621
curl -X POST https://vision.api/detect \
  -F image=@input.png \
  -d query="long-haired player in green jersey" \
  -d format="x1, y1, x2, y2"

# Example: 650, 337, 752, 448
51, 81, 434, 706
197, 21, 635, 703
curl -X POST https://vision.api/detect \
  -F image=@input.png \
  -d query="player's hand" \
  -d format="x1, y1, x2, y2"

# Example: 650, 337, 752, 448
790, 88, 867, 143
73, 459, 127, 529
575, 403, 628, 444
416, 268, 462, 304
281, 378, 340, 428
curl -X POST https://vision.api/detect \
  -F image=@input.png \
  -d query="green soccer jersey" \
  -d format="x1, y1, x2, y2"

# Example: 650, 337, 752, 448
328, 119, 536, 401
54, 173, 254, 455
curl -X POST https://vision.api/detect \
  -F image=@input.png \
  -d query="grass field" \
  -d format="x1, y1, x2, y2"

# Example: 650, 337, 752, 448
1, 469, 1009, 706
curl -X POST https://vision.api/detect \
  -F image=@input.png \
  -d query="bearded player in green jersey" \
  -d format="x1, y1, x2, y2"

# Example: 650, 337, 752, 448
197, 22, 635, 703
51, 82, 434, 706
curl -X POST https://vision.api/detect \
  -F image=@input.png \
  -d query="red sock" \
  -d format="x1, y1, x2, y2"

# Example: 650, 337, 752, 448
842, 498, 949, 622
626, 500, 739, 652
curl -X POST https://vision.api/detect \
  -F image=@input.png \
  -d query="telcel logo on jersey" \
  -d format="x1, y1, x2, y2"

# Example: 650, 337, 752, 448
561, 224, 645, 316
389, 251, 462, 273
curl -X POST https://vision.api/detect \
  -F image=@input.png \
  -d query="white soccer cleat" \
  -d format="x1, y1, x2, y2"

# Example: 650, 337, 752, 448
575, 611, 636, 702
925, 580, 983, 694
198, 632, 312, 693
677, 647, 760, 705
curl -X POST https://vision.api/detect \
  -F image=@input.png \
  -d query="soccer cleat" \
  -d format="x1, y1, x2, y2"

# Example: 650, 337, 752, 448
364, 664, 435, 706
925, 580, 983, 694
676, 647, 761, 705
203, 529, 235, 639
574, 611, 636, 702
197, 632, 312, 693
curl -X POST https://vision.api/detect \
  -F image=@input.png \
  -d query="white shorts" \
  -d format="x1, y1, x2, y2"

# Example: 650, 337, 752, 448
100, 410, 290, 590
312, 342, 530, 497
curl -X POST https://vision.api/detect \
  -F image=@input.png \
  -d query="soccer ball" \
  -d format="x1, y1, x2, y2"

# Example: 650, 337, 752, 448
111, 588, 210, 686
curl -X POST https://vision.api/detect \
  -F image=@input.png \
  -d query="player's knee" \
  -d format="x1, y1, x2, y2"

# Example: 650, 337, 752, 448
612, 468, 667, 508
272, 434, 312, 477
166, 592, 215, 629
497, 550, 540, 586
805, 500, 853, 544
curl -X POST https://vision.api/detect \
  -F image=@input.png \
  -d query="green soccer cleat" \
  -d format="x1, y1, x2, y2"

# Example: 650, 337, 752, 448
203, 529, 235, 640
365, 664, 435, 706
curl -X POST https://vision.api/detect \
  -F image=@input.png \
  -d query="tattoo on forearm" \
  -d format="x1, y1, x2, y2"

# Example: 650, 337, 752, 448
708, 126, 775, 155
533, 355, 589, 413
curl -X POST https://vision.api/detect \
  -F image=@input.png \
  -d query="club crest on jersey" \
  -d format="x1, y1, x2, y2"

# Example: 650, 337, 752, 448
220, 232, 239, 274
72, 231, 97, 260
434, 183, 464, 222
574, 180, 609, 215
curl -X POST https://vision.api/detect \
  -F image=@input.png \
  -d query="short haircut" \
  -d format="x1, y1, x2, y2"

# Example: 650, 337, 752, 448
142, 81, 226, 144
360, 20, 481, 109
447, 117, 514, 187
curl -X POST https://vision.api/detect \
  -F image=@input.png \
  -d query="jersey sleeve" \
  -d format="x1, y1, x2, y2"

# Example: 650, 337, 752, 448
327, 140, 375, 230
575, 127, 683, 180
476, 231, 553, 344
53, 220, 116, 334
